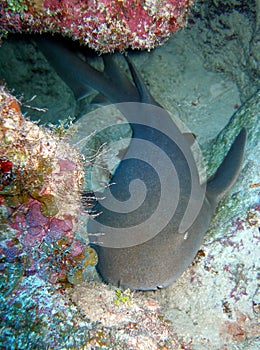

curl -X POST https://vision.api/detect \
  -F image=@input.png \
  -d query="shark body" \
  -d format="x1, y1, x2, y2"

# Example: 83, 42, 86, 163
37, 37, 246, 290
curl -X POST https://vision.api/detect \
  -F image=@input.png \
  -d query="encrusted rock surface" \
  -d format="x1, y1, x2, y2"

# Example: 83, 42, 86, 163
0, 0, 259, 349
0, 0, 192, 53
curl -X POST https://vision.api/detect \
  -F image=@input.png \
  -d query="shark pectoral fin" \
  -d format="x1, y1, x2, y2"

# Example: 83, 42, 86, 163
206, 128, 247, 203
91, 93, 111, 106
72, 84, 95, 101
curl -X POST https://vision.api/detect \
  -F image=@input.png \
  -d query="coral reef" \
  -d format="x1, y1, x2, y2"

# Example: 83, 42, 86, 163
72, 281, 187, 349
0, 85, 92, 285
0, 0, 192, 53
0, 86, 179, 349
0, 1, 259, 347
0, 276, 92, 348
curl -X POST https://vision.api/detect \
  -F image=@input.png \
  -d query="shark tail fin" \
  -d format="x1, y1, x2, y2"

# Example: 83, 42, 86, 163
206, 128, 247, 203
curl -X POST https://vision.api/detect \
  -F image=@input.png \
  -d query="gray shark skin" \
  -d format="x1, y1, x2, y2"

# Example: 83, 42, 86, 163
91, 127, 246, 290
37, 37, 247, 290
36, 36, 140, 103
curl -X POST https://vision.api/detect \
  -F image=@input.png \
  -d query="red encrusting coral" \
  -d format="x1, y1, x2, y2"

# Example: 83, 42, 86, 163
0, 0, 192, 52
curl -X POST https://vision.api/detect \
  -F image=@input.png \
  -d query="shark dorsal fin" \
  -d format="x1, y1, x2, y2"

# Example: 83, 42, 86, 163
206, 128, 247, 204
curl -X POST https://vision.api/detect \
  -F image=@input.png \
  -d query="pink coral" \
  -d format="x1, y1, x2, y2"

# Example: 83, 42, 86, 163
0, 0, 192, 52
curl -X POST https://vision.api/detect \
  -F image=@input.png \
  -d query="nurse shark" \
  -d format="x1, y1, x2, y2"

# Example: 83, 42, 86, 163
37, 36, 246, 290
